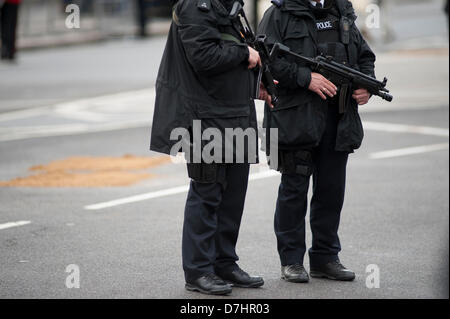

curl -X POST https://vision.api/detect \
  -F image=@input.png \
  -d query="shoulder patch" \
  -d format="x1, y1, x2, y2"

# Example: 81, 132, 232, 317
271, 0, 284, 8
197, 0, 211, 12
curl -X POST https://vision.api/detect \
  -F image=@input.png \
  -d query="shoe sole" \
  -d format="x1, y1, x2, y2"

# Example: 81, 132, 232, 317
310, 271, 355, 282
185, 284, 232, 296
281, 275, 309, 283
226, 280, 265, 289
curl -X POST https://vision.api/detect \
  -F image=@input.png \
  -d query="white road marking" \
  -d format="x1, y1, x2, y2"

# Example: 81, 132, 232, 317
0, 89, 154, 122
85, 185, 190, 211
0, 89, 155, 142
363, 121, 449, 137
84, 170, 280, 211
370, 143, 449, 160
84, 136, 448, 211
0, 221, 31, 231
0, 106, 53, 123
0, 87, 448, 142
14, 118, 440, 144
0, 121, 151, 142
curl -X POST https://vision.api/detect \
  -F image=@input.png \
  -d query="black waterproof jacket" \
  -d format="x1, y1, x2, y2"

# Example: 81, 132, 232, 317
258, 0, 376, 153
150, 0, 258, 162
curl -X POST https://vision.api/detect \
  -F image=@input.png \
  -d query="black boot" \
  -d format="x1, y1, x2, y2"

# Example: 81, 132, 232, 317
217, 267, 264, 288
185, 273, 232, 295
281, 264, 310, 283
310, 260, 356, 281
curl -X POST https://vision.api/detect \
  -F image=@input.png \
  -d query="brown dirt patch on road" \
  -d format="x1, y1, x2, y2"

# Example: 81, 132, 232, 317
0, 155, 171, 188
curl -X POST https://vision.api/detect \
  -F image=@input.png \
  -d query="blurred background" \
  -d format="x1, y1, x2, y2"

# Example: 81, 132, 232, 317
5, 0, 450, 51
0, 0, 448, 111
0, 0, 448, 299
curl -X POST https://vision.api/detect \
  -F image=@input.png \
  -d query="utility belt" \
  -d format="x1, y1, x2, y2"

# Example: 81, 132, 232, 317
188, 151, 314, 180
278, 150, 314, 177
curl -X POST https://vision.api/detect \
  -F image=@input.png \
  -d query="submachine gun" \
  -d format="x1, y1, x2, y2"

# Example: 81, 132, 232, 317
229, 1, 279, 107
269, 43, 393, 103
229, 1, 280, 157
228, 2, 393, 158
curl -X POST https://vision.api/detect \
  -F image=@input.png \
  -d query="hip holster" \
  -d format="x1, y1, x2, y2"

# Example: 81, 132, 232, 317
278, 150, 314, 177
187, 163, 227, 188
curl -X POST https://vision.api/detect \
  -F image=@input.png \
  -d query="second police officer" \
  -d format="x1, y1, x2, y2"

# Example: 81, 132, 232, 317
259, 0, 376, 283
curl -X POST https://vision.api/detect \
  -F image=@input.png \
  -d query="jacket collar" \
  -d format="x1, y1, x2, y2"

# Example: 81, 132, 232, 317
281, 0, 356, 23
212, 0, 244, 17
281, 0, 312, 16
334, 0, 357, 22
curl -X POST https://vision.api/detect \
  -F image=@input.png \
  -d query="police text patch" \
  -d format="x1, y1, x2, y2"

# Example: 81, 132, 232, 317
316, 21, 334, 31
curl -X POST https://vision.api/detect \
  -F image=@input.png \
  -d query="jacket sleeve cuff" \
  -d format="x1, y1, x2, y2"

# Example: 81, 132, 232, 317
296, 67, 312, 89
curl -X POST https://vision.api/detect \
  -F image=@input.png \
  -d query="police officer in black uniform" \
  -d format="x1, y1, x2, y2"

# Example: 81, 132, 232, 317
259, 0, 375, 282
150, 0, 269, 295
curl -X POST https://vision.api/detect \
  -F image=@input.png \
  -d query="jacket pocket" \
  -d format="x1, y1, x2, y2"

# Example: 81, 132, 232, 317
199, 63, 252, 104
274, 90, 313, 111
336, 100, 364, 153
268, 100, 326, 149
283, 27, 311, 55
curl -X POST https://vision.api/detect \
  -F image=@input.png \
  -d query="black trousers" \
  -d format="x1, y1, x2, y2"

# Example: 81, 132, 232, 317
182, 164, 250, 283
275, 103, 349, 267
0, 3, 19, 59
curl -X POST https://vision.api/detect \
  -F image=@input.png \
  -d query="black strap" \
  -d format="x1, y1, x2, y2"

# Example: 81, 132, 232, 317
210, 0, 229, 16
265, 104, 272, 157
340, 16, 351, 45
340, 15, 352, 113
221, 33, 241, 43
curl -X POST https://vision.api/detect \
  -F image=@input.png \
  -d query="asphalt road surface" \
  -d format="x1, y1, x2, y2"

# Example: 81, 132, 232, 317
0, 0, 448, 299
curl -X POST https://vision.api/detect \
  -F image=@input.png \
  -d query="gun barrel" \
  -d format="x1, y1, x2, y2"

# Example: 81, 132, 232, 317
270, 42, 393, 103
319, 57, 387, 89
378, 91, 394, 102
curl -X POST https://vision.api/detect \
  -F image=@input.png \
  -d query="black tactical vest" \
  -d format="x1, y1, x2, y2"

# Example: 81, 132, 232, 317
312, 1, 348, 64
311, 0, 350, 110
